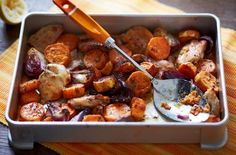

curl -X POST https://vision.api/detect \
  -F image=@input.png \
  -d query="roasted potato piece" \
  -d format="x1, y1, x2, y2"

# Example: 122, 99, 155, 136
57, 33, 79, 51
126, 71, 151, 97
19, 79, 40, 93
20, 102, 45, 121
177, 40, 207, 65
146, 37, 170, 60
28, 24, 64, 52
122, 26, 153, 54
20, 90, 40, 105
82, 114, 105, 122
109, 45, 132, 63
194, 71, 219, 92
140, 61, 159, 77
178, 62, 197, 79
93, 75, 117, 93
203, 89, 220, 116
68, 94, 110, 109
197, 59, 216, 74
44, 43, 71, 66
178, 30, 200, 44
101, 61, 113, 76
103, 103, 131, 122
63, 84, 85, 99
130, 97, 146, 121
83, 49, 108, 69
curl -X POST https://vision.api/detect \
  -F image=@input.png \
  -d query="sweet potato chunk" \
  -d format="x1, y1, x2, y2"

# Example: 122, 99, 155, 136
109, 45, 132, 64
126, 71, 151, 97
57, 33, 79, 51
20, 90, 40, 105
101, 61, 113, 76
63, 84, 85, 99
93, 75, 117, 93
82, 114, 105, 122
19, 79, 40, 94
130, 97, 146, 121
178, 62, 197, 79
146, 37, 170, 60
194, 71, 219, 92
103, 103, 131, 122
20, 102, 45, 121
44, 43, 71, 66
83, 49, 108, 69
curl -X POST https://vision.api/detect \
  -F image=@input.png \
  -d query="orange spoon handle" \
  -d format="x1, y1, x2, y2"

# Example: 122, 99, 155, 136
53, 0, 110, 43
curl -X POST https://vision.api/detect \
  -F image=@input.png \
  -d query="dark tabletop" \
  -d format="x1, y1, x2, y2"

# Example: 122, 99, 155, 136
0, 0, 235, 154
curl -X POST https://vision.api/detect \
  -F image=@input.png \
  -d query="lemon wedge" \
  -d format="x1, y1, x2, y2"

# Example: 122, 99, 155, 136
0, 0, 27, 25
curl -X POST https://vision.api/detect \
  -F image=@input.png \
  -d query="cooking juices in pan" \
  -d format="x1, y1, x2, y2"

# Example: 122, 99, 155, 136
17, 24, 220, 122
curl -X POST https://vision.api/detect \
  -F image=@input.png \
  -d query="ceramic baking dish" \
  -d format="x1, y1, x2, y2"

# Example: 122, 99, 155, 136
5, 12, 228, 150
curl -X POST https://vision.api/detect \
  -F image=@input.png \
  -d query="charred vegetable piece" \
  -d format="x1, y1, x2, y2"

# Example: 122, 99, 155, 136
101, 61, 113, 76
20, 102, 45, 121
130, 97, 146, 121
79, 40, 108, 52
177, 40, 207, 65
178, 30, 200, 44
83, 49, 108, 69
93, 75, 117, 93
20, 90, 40, 105
46, 102, 69, 121
122, 26, 153, 54
131, 54, 149, 63
140, 61, 159, 77
82, 114, 105, 122
197, 59, 216, 74
103, 103, 131, 122
70, 108, 91, 122
28, 24, 64, 52
109, 45, 132, 64
39, 64, 71, 103
19, 79, 40, 94
178, 62, 197, 79
24, 48, 46, 78
194, 71, 219, 92
68, 94, 110, 109
153, 27, 180, 51
146, 37, 170, 60
63, 84, 85, 99
126, 71, 151, 97
203, 89, 220, 116
44, 43, 71, 66
57, 33, 79, 51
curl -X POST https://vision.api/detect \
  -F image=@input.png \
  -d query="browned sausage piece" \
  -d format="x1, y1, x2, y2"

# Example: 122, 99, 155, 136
197, 59, 216, 74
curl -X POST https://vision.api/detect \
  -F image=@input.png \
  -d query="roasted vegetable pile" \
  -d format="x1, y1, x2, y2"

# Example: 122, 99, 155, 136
18, 25, 220, 122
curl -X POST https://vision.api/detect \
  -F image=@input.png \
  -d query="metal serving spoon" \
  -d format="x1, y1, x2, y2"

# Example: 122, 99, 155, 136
53, 0, 209, 122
